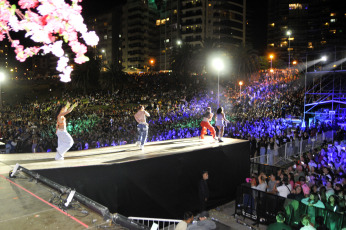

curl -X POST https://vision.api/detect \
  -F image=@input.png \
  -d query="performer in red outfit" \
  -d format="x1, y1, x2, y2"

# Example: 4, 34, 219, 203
200, 107, 216, 140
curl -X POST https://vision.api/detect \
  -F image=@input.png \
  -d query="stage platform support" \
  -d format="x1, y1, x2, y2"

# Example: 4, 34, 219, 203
32, 138, 250, 219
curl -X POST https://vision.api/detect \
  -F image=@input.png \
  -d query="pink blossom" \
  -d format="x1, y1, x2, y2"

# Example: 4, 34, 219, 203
11, 40, 20, 48
18, 0, 39, 9
0, 0, 99, 82
0, 33, 5, 41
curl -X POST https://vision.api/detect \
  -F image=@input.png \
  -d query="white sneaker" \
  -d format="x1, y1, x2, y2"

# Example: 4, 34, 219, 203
140, 145, 144, 150
136, 141, 140, 146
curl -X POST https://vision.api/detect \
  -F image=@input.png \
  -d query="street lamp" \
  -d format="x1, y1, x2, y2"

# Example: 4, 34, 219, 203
212, 58, 224, 108
269, 54, 274, 69
287, 30, 292, 69
239, 81, 243, 98
0, 72, 5, 108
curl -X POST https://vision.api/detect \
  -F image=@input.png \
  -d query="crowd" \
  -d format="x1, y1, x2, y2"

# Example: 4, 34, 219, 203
249, 139, 346, 229
0, 70, 344, 155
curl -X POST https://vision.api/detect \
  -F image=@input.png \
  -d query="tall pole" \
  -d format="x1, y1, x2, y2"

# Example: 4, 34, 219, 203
217, 70, 220, 108
239, 84, 241, 98
0, 83, 2, 109
288, 34, 291, 69
271, 58, 273, 69
303, 54, 307, 127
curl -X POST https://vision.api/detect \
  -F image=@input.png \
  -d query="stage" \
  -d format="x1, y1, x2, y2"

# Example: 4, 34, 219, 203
0, 137, 250, 223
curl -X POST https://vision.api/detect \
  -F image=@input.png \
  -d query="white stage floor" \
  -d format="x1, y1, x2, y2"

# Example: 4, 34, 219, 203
0, 137, 247, 174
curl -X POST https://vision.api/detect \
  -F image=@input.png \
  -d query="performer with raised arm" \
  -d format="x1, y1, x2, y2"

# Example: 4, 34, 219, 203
199, 107, 216, 140
215, 107, 229, 142
55, 101, 78, 160
134, 105, 150, 150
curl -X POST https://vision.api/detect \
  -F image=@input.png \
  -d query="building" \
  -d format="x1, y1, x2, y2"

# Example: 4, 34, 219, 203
267, 0, 346, 66
156, 0, 180, 71
180, 0, 246, 48
121, 0, 159, 73
0, 42, 9, 71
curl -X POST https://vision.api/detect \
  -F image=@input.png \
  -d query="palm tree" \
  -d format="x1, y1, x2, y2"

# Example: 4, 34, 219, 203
195, 37, 220, 74
171, 42, 194, 76
231, 44, 260, 81
99, 63, 125, 93
71, 51, 101, 94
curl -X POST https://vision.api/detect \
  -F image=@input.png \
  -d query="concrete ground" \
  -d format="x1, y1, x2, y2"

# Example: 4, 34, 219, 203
208, 201, 268, 230
0, 172, 122, 230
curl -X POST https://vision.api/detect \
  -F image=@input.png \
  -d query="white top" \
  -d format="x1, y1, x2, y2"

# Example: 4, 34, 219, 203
277, 184, 292, 198
215, 113, 225, 126
175, 221, 187, 230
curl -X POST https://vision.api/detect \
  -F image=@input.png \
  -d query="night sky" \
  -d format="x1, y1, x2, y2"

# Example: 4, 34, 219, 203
81, 0, 126, 17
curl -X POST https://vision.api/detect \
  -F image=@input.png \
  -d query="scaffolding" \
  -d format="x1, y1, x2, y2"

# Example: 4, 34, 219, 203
304, 70, 346, 126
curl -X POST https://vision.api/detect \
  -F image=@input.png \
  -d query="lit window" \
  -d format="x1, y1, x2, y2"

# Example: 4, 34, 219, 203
166, 18, 169, 21
165, 39, 169, 43
330, 19, 336, 23
289, 4, 302, 10
324, 22, 329, 26
174, 9, 177, 14
330, 13, 336, 17
321, 41, 327, 44
269, 43, 274, 47
330, 30, 336, 34
119, 34, 122, 38
104, 35, 107, 40
209, 3, 211, 6
156, 20, 160, 26
270, 23, 275, 27
161, 19, 166, 24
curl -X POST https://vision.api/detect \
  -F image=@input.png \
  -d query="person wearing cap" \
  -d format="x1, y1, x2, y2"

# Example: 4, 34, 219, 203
199, 107, 216, 140
186, 211, 216, 230
198, 171, 209, 211
175, 211, 194, 230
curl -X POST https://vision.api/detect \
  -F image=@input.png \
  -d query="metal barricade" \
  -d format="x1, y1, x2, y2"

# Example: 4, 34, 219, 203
128, 217, 181, 230
234, 184, 346, 229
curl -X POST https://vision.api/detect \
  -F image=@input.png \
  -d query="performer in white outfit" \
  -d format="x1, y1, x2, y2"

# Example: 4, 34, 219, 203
215, 107, 229, 142
55, 101, 78, 160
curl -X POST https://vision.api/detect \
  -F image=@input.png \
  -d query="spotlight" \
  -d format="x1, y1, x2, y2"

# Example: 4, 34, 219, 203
321, 56, 327, 62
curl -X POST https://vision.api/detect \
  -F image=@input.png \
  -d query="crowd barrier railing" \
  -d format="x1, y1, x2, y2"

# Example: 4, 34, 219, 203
250, 162, 285, 178
234, 183, 346, 229
128, 217, 181, 230
250, 131, 336, 166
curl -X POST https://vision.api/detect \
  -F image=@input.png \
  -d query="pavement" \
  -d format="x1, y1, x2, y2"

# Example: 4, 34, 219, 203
208, 201, 268, 230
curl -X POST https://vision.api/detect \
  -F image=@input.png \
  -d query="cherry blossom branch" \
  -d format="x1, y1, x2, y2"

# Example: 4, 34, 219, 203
0, 0, 99, 82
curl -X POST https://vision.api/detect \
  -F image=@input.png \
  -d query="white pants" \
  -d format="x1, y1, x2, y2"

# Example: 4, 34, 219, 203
55, 130, 74, 160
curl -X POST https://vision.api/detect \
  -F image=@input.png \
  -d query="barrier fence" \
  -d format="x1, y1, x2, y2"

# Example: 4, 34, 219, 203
128, 217, 180, 230
250, 162, 287, 178
235, 183, 346, 229
251, 130, 336, 166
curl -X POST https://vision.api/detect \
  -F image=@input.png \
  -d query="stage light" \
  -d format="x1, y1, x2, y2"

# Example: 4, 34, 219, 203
321, 56, 327, 62
10, 163, 20, 178
64, 189, 76, 207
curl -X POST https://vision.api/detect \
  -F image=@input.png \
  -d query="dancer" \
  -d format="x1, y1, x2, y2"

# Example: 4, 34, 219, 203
199, 107, 216, 140
134, 105, 150, 150
215, 107, 229, 142
55, 101, 78, 160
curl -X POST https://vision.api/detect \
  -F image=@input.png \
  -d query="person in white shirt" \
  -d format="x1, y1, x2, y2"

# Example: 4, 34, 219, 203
273, 174, 292, 198
300, 215, 316, 230
175, 211, 194, 230
215, 107, 229, 142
